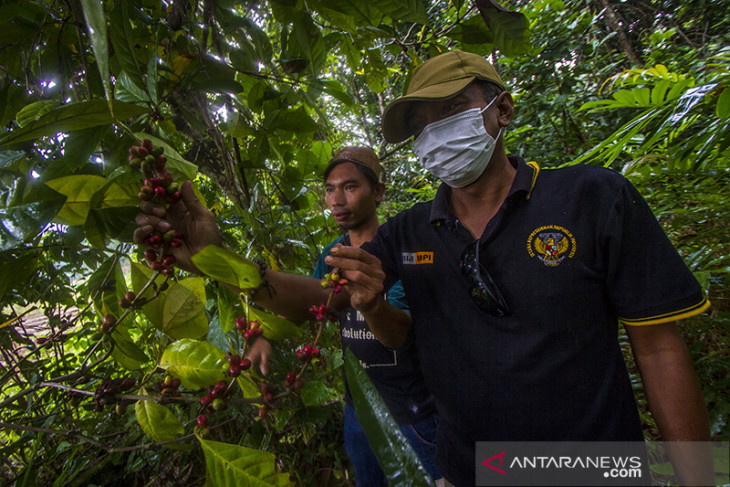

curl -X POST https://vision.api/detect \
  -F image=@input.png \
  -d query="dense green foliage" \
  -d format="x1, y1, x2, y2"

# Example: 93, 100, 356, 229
1, 0, 728, 485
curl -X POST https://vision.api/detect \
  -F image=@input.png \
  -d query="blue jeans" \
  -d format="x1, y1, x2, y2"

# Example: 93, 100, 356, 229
344, 403, 441, 486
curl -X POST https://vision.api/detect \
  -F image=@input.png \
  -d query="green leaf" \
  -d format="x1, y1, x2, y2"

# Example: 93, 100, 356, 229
191, 245, 260, 290
100, 182, 139, 208
476, 1, 531, 58
243, 302, 301, 341
0, 150, 25, 170
236, 374, 261, 399
110, 326, 148, 370
717, 86, 730, 120
45, 175, 106, 225
61, 126, 109, 172
109, 1, 145, 93
0, 100, 149, 147
81, 0, 113, 104
0, 175, 65, 250
160, 339, 228, 389
134, 388, 185, 442
299, 380, 338, 406
130, 261, 169, 328
198, 437, 295, 486
291, 16, 327, 76
217, 285, 242, 333
132, 133, 198, 181
266, 107, 318, 133
371, 0, 428, 24
15, 101, 56, 128
344, 348, 434, 487
162, 277, 209, 339
448, 15, 495, 52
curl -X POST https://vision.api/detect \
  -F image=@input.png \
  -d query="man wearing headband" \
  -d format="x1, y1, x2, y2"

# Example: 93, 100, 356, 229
247, 146, 442, 486
325, 50, 712, 486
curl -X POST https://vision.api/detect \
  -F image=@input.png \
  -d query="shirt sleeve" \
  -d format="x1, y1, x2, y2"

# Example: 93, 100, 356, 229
603, 178, 710, 325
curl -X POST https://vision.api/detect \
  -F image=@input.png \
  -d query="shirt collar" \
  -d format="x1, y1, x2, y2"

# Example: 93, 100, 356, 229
430, 155, 540, 225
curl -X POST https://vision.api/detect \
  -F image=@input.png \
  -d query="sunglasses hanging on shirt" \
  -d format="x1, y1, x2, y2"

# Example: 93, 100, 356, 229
460, 240, 511, 317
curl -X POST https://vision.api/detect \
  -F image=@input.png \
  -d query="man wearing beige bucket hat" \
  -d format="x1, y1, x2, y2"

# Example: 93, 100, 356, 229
325, 50, 712, 486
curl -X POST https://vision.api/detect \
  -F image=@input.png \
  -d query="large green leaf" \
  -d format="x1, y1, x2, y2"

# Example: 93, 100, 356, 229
198, 437, 294, 486
110, 1, 145, 94
160, 339, 228, 389
100, 182, 139, 208
265, 107, 319, 134
110, 326, 148, 370
132, 133, 198, 181
371, 0, 428, 24
0, 100, 149, 147
243, 302, 301, 341
81, 0, 112, 104
44, 175, 106, 226
161, 277, 209, 339
475, 0, 531, 58
15, 100, 56, 128
236, 374, 261, 399
130, 261, 169, 328
191, 245, 260, 290
344, 348, 434, 487
134, 388, 185, 442
217, 284, 242, 333
299, 380, 339, 406
0, 175, 65, 250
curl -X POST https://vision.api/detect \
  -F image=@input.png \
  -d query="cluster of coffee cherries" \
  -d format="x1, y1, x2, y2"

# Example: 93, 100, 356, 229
226, 353, 252, 378
295, 343, 321, 362
143, 248, 178, 275
257, 382, 280, 418
93, 376, 137, 412
118, 290, 145, 310
236, 317, 264, 340
307, 304, 338, 323
129, 139, 184, 274
320, 271, 348, 293
101, 313, 117, 334
152, 375, 183, 398
197, 380, 232, 428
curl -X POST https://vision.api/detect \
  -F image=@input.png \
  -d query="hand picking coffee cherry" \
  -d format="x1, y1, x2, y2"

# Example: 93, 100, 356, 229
129, 139, 183, 275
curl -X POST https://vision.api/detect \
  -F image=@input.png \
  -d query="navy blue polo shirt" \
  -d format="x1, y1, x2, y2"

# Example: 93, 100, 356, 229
362, 156, 709, 486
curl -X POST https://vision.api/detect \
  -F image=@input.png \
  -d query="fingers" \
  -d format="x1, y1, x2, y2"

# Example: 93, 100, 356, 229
180, 180, 214, 218
133, 213, 172, 244
245, 337, 272, 376
138, 200, 167, 218
325, 246, 385, 286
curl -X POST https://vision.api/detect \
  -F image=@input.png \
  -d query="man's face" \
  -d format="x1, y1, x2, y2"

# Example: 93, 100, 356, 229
406, 83, 494, 139
324, 162, 383, 231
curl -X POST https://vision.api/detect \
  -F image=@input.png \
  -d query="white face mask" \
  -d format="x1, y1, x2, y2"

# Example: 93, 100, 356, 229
413, 97, 501, 188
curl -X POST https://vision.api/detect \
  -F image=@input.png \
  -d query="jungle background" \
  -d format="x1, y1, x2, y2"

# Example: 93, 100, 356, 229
0, 0, 728, 485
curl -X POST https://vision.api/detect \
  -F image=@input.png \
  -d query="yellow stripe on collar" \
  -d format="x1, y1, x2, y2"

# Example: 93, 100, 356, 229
526, 161, 540, 199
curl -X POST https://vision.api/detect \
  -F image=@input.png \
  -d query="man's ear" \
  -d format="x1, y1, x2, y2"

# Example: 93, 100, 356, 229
375, 182, 386, 203
497, 91, 515, 127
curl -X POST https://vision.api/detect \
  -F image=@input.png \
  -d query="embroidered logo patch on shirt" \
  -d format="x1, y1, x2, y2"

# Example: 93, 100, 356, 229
402, 251, 434, 265
527, 226, 576, 267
